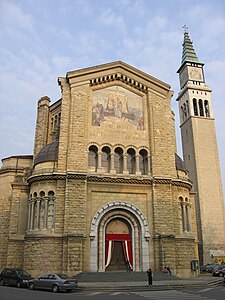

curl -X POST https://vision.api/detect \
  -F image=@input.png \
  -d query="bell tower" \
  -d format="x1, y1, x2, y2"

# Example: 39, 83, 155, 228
177, 26, 225, 265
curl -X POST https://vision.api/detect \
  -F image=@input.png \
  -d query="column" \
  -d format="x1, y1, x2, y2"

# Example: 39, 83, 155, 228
30, 201, 35, 230
187, 204, 192, 232
136, 155, 141, 175
99, 226, 103, 272
44, 197, 48, 229
110, 153, 116, 174
123, 154, 129, 175
36, 199, 40, 229
147, 156, 151, 175
97, 151, 102, 172
134, 226, 140, 271
27, 202, 31, 230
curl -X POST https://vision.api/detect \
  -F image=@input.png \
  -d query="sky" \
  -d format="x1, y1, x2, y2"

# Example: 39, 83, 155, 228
0, 0, 225, 199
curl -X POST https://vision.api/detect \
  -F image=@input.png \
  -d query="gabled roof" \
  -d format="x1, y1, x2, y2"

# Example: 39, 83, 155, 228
64, 61, 171, 94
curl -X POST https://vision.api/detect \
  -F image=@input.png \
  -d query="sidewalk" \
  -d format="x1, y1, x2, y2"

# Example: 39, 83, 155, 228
78, 274, 224, 291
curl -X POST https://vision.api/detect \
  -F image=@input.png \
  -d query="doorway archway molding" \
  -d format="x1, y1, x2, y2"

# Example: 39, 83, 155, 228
89, 201, 150, 272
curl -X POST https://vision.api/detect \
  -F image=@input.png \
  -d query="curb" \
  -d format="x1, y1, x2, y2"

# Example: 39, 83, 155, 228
76, 281, 223, 292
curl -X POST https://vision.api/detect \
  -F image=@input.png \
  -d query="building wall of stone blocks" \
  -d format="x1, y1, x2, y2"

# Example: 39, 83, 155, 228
24, 237, 63, 278
33, 96, 50, 159
0, 156, 32, 270
6, 240, 25, 268
0, 172, 13, 269
63, 179, 87, 234
181, 116, 225, 263
62, 236, 85, 276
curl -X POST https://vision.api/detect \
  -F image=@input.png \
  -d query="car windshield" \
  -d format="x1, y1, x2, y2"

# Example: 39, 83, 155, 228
57, 274, 69, 279
16, 270, 30, 276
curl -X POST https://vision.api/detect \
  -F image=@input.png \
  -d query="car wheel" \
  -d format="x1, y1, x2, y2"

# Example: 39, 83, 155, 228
16, 281, 21, 288
52, 284, 59, 293
0, 279, 5, 286
29, 282, 35, 290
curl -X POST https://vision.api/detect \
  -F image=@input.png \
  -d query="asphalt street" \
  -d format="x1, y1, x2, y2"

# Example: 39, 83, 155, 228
0, 285, 225, 300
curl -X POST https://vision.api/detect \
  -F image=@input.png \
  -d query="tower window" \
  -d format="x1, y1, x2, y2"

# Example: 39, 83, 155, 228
199, 99, 204, 116
193, 98, 198, 116
204, 100, 210, 117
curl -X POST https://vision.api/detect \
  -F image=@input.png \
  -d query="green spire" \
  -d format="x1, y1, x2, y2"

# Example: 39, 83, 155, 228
181, 26, 200, 64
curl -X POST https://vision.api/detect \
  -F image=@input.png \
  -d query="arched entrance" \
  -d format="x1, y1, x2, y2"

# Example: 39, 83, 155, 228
89, 201, 150, 272
105, 218, 133, 272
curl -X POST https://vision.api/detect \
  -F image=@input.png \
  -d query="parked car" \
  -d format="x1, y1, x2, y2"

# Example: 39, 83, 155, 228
0, 268, 32, 288
218, 267, 225, 277
206, 263, 219, 273
212, 264, 225, 276
200, 264, 210, 272
28, 273, 78, 293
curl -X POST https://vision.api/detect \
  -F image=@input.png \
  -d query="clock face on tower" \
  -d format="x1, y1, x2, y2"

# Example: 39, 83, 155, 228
189, 67, 203, 81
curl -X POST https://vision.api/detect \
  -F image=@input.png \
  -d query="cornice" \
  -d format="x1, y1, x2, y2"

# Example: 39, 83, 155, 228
90, 72, 148, 94
28, 173, 192, 189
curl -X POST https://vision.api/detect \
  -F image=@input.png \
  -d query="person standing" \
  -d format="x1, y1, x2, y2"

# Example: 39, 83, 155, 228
147, 268, 153, 287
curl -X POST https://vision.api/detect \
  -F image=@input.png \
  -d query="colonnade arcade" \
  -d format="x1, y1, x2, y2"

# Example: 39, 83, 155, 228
88, 144, 150, 175
179, 196, 192, 233
27, 191, 55, 231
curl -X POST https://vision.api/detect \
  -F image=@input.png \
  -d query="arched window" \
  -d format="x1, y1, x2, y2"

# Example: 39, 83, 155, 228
179, 197, 185, 232
114, 147, 123, 174
51, 117, 54, 134
185, 198, 190, 232
186, 100, 189, 116
58, 113, 61, 128
88, 145, 98, 172
199, 99, 204, 116
139, 149, 148, 175
102, 146, 111, 173
204, 100, 210, 117
54, 115, 58, 130
193, 98, 198, 116
183, 103, 187, 118
181, 106, 184, 121
127, 148, 136, 174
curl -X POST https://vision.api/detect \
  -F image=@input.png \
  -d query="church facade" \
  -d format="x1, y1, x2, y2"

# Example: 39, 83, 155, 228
0, 31, 224, 278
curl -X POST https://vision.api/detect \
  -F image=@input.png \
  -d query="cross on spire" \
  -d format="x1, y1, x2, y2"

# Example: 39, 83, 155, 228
183, 25, 189, 33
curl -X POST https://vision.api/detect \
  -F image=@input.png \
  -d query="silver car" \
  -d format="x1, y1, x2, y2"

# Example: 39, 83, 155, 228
28, 273, 78, 293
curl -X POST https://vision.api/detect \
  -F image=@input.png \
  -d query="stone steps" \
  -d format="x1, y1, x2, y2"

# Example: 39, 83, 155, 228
74, 271, 178, 282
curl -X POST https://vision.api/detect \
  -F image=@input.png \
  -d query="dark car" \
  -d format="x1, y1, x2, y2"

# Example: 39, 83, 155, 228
28, 273, 78, 293
212, 264, 225, 276
200, 264, 210, 272
0, 268, 32, 288
218, 267, 225, 277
